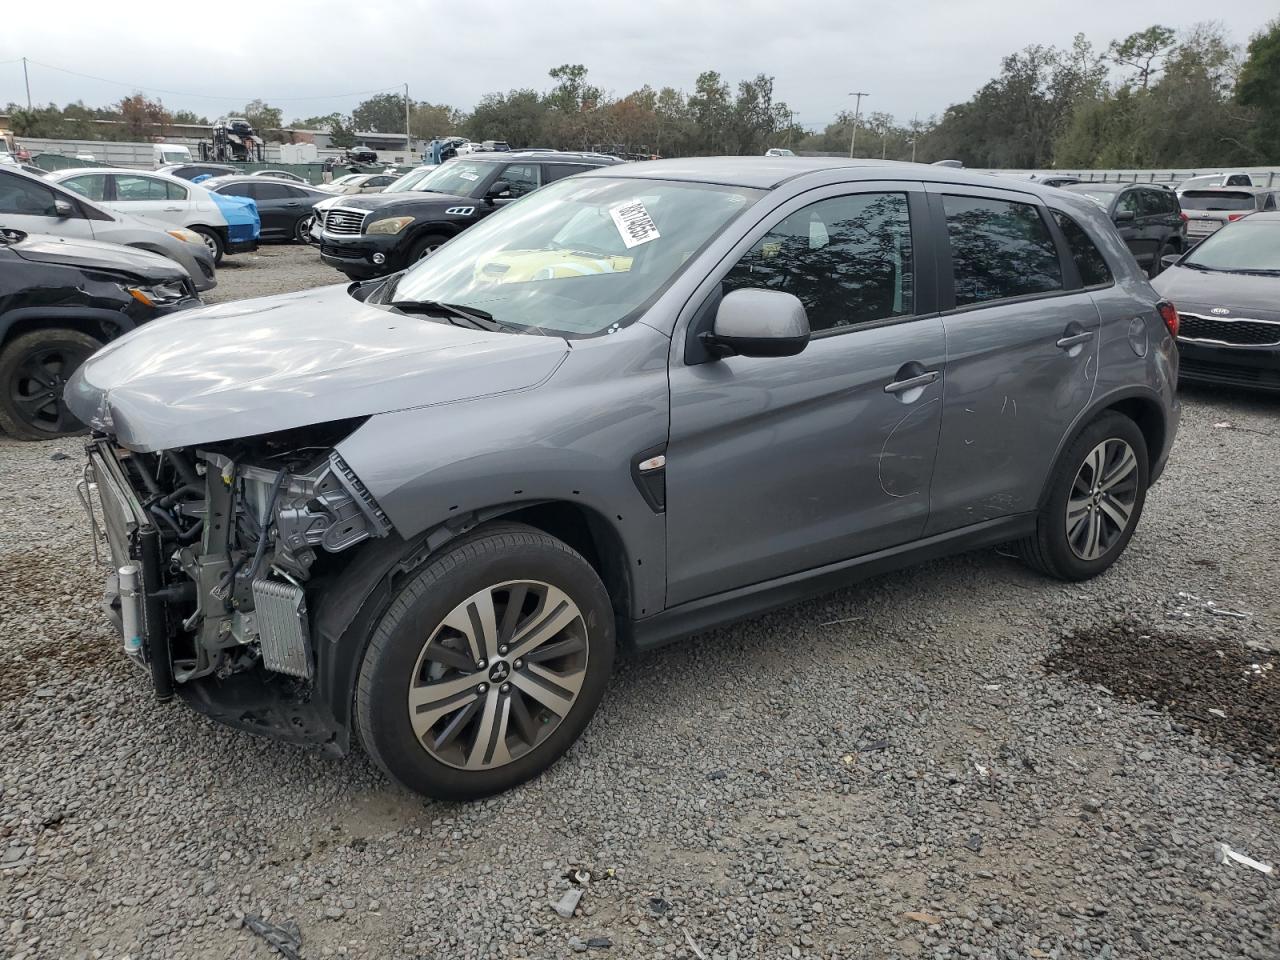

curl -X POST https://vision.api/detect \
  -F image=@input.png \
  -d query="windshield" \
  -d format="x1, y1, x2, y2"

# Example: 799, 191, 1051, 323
161, 151, 188, 163
1180, 191, 1257, 212
403, 159, 500, 195
1183, 221, 1280, 272
387, 176, 763, 337
384, 166, 438, 193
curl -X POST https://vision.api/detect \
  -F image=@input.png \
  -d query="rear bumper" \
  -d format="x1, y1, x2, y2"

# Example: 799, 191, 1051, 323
226, 237, 258, 256
1177, 340, 1280, 392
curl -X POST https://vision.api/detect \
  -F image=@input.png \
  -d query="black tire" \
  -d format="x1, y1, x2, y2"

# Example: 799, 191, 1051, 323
355, 523, 615, 801
294, 216, 312, 244
1018, 412, 1149, 581
407, 233, 448, 264
0, 328, 102, 440
192, 227, 224, 265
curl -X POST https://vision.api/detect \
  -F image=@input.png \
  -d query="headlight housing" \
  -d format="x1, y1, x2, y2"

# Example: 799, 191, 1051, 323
127, 281, 189, 306
167, 228, 204, 245
366, 216, 415, 236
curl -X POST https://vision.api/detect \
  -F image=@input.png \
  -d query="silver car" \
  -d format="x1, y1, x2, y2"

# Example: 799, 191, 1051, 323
0, 166, 216, 291
67, 158, 1179, 800
1179, 186, 1279, 244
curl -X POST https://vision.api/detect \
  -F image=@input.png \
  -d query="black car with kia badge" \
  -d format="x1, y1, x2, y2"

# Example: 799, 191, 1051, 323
316, 151, 622, 280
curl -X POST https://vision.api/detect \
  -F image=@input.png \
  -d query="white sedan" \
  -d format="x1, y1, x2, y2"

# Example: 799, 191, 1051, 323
46, 168, 260, 264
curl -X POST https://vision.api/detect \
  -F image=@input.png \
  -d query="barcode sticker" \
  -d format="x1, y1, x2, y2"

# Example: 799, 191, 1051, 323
609, 199, 661, 249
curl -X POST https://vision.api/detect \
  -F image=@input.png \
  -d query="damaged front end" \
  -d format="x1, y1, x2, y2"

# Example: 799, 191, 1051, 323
79, 419, 391, 750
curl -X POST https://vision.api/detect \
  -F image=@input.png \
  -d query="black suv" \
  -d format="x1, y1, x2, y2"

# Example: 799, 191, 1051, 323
0, 228, 200, 439
1062, 183, 1186, 277
316, 151, 623, 280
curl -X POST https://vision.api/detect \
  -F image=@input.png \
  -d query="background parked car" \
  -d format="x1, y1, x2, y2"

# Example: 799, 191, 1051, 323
1178, 172, 1259, 192
48, 167, 258, 264
1062, 182, 1185, 276
764, 148, 796, 156
315, 150, 622, 279
0, 226, 200, 439
1154, 212, 1280, 392
317, 173, 400, 195
1178, 186, 1278, 244
156, 162, 238, 182
202, 176, 332, 243
250, 169, 309, 184
0, 166, 216, 290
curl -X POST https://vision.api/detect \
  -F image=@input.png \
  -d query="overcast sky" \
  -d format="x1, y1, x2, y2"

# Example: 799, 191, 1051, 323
2, 0, 1272, 129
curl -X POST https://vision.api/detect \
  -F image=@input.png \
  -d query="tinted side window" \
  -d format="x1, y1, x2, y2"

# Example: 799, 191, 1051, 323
0, 174, 58, 216
113, 175, 169, 201
62, 174, 108, 202
545, 163, 591, 183
1225, 174, 1251, 186
1265, 194, 1277, 211
165, 181, 188, 201
723, 192, 914, 333
1116, 191, 1142, 217
499, 163, 540, 197
251, 182, 291, 201
1052, 211, 1113, 288
215, 182, 254, 198
943, 195, 1063, 307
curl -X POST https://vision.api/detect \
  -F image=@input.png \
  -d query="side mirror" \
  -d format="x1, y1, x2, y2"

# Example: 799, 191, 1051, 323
485, 180, 510, 203
1114, 209, 1135, 223
54, 197, 76, 218
700, 288, 810, 359
1161, 253, 1182, 270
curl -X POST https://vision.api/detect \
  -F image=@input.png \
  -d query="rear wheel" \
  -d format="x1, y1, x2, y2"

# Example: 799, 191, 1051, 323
192, 227, 224, 265
1017, 412, 1149, 581
294, 216, 313, 244
355, 523, 615, 800
0, 328, 102, 440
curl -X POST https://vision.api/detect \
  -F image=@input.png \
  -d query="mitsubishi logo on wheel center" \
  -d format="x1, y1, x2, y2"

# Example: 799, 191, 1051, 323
488, 661, 511, 683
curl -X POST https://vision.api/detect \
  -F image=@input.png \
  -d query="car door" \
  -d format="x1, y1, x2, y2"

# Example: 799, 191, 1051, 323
1111, 188, 1148, 267
247, 181, 296, 237
108, 173, 185, 227
0, 170, 96, 240
491, 163, 541, 206
665, 183, 945, 606
922, 186, 1099, 536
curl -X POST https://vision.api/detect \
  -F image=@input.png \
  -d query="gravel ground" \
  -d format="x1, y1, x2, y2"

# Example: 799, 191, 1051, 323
1, 251, 1278, 960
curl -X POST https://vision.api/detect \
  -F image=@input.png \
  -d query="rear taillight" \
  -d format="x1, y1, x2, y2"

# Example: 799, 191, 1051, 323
1158, 300, 1179, 339
1227, 213, 1247, 222
1179, 212, 1188, 223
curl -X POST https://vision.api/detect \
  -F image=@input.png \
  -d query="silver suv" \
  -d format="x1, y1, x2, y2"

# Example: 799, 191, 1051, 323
68, 159, 1180, 800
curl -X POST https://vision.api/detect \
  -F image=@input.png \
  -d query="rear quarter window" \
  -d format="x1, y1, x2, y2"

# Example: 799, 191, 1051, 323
942, 195, 1064, 307
1052, 211, 1114, 287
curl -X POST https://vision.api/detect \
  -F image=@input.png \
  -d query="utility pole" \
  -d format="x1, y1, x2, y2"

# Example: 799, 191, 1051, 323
907, 138, 917, 163
404, 83, 411, 159
23, 57, 31, 110
786, 109, 797, 148
847, 91, 867, 159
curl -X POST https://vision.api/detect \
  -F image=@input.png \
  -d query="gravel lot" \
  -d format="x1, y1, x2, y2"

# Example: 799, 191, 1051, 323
2, 247, 1278, 960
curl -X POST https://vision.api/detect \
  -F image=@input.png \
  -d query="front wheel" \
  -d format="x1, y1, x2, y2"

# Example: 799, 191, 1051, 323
407, 233, 448, 264
0, 328, 102, 440
355, 523, 615, 800
1017, 412, 1149, 581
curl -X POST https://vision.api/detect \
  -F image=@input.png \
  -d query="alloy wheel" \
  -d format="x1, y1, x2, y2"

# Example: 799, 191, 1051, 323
201, 233, 219, 259
8, 344, 92, 436
1065, 438, 1139, 561
407, 580, 589, 770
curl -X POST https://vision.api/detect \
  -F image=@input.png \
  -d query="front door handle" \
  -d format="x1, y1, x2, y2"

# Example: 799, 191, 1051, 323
1056, 331, 1093, 350
884, 370, 939, 394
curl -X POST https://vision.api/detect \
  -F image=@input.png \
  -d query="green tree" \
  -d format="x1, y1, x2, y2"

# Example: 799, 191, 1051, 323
352, 92, 409, 133
1107, 25, 1177, 89
242, 100, 282, 135
466, 89, 547, 147
1237, 19, 1280, 159
118, 93, 171, 140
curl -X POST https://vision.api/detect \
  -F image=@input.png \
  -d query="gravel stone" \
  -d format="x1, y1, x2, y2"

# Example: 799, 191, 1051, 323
0, 248, 1277, 959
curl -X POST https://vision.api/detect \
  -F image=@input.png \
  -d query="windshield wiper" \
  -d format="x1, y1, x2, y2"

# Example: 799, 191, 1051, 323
387, 299, 524, 333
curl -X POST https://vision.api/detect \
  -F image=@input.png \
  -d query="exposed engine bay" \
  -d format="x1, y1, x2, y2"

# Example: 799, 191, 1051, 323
81, 419, 391, 697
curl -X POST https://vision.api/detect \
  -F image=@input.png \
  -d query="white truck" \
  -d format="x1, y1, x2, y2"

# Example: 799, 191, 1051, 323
153, 143, 193, 168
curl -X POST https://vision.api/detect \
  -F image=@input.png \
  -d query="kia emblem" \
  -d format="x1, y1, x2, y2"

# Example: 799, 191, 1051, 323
1211, 307, 1230, 315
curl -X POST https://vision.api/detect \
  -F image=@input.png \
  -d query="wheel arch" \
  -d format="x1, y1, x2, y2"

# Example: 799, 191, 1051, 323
311, 498, 633, 750
0, 307, 136, 349
1037, 387, 1170, 510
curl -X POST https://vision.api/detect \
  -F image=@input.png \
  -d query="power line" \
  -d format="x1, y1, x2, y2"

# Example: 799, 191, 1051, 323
19, 58, 406, 103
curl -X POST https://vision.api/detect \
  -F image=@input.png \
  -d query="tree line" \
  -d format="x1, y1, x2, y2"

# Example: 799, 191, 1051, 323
5, 19, 1278, 167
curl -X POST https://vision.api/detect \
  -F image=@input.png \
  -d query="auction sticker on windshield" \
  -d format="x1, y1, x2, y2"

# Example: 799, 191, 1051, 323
610, 199, 661, 249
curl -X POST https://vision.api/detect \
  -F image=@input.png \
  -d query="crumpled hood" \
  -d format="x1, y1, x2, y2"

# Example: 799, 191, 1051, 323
13, 233, 187, 280
1153, 265, 1280, 321
65, 283, 568, 452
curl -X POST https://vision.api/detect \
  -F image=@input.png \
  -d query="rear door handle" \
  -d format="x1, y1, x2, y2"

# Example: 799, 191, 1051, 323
163, 206, 182, 212
884, 370, 939, 394
1056, 332, 1093, 349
